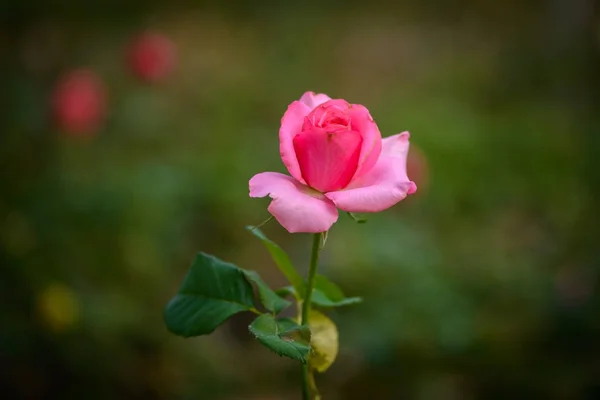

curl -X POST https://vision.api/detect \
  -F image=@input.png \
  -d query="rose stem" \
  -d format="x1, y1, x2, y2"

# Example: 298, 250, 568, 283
301, 233, 322, 400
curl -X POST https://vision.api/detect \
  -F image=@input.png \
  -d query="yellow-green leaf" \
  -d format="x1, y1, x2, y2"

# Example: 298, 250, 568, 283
308, 310, 339, 372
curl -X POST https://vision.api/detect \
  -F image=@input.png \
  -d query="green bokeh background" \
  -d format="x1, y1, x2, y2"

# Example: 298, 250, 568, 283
2, 1, 600, 399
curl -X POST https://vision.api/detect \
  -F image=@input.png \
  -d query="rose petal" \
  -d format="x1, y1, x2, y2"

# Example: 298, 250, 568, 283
305, 100, 350, 128
293, 127, 363, 192
325, 132, 416, 213
299, 91, 332, 110
320, 99, 350, 111
249, 172, 338, 233
346, 104, 382, 182
381, 130, 412, 157
279, 101, 311, 184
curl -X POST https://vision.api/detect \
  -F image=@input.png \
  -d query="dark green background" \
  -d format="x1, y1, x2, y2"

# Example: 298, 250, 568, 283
2, 1, 599, 399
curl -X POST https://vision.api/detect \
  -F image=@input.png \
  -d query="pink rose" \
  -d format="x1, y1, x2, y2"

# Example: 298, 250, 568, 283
250, 92, 417, 233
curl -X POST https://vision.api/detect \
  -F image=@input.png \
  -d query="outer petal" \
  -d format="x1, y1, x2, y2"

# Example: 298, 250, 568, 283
325, 132, 417, 213
279, 101, 311, 184
249, 172, 338, 233
299, 91, 332, 110
347, 104, 382, 182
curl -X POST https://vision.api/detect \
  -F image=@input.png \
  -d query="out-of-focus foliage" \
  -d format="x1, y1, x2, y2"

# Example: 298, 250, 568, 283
1, 1, 599, 399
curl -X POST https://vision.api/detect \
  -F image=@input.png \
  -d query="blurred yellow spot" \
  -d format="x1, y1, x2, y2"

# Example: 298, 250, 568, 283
38, 283, 79, 332
308, 310, 339, 373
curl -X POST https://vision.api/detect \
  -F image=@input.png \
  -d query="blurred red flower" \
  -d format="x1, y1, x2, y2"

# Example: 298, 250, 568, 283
126, 32, 176, 82
52, 69, 107, 136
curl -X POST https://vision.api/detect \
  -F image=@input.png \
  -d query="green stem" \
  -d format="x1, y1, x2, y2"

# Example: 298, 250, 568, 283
301, 233, 322, 400
301, 365, 310, 400
302, 233, 321, 325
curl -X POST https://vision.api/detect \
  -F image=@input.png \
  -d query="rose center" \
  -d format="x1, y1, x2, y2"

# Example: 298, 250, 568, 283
293, 126, 362, 193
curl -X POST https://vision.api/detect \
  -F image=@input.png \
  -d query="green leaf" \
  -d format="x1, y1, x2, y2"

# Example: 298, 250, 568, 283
314, 275, 346, 300
311, 291, 362, 307
275, 285, 295, 298
276, 276, 362, 308
243, 270, 292, 315
312, 274, 363, 307
320, 231, 328, 249
249, 314, 311, 363
164, 253, 256, 337
347, 212, 367, 223
246, 226, 304, 296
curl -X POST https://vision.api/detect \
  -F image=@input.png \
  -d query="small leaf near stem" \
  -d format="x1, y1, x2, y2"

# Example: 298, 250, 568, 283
246, 226, 305, 298
347, 212, 367, 223
249, 215, 274, 230
311, 274, 362, 307
320, 231, 328, 249
243, 270, 292, 315
276, 278, 362, 308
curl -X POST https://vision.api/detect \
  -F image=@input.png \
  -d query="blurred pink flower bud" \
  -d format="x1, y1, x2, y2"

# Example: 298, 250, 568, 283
406, 144, 429, 192
127, 32, 176, 82
52, 69, 106, 136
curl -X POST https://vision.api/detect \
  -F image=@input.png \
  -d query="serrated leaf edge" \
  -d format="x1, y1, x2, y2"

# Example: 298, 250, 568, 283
248, 317, 311, 364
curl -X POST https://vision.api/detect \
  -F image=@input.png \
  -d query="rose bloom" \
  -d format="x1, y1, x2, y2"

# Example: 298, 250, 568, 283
250, 92, 416, 233
52, 69, 106, 136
